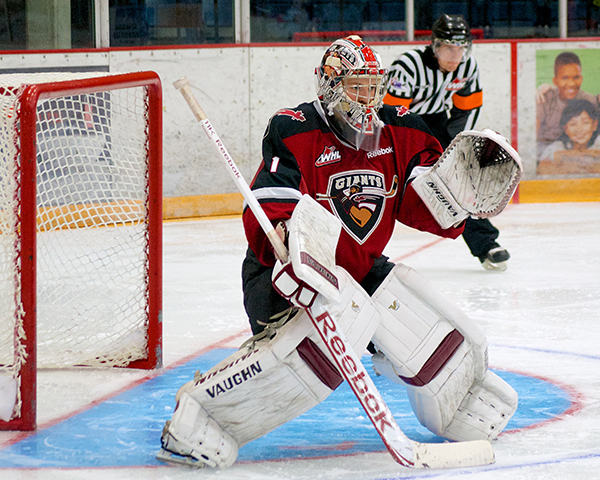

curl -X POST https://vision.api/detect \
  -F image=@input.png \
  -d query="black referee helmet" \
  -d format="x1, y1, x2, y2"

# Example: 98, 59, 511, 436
431, 14, 472, 46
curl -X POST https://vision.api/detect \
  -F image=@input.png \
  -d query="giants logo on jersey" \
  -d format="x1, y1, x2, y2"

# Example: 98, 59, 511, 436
318, 171, 398, 244
276, 108, 306, 121
315, 145, 342, 167
445, 78, 468, 91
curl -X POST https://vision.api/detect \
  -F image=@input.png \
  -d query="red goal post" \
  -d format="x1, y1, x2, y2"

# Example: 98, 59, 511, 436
0, 71, 163, 431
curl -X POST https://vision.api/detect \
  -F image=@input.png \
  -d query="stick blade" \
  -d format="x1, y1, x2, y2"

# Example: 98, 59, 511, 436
413, 439, 495, 469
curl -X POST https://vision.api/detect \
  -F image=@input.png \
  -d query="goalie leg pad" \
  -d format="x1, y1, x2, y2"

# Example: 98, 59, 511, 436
177, 311, 334, 448
158, 392, 239, 468
370, 263, 517, 441
439, 370, 518, 441
403, 369, 517, 441
162, 267, 380, 467
371, 263, 488, 386
371, 347, 477, 439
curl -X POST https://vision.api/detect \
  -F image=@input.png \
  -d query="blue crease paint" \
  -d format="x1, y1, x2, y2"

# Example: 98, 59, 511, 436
0, 349, 572, 468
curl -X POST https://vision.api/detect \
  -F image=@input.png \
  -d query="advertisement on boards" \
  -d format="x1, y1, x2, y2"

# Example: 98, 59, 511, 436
536, 49, 600, 176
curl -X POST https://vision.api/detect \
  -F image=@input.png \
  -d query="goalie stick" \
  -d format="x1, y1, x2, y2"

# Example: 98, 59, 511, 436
173, 76, 495, 469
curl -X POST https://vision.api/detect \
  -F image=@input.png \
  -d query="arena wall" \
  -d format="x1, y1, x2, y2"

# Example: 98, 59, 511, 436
0, 38, 598, 219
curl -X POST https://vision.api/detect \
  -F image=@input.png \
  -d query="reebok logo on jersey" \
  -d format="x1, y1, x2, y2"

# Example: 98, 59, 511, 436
315, 145, 341, 167
367, 146, 394, 158
276, 108, 306, 121
446, 78, 468, 91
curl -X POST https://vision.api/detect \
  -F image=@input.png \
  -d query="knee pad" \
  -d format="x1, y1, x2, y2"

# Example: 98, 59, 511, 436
161, 267, 381, 467
370, 263, 517, 441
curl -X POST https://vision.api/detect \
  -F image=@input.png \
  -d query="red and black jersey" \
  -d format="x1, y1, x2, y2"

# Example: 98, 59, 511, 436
243, 100, 464, 284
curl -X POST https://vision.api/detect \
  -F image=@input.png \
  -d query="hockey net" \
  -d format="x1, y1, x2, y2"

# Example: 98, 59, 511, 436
0, 71, 163, 430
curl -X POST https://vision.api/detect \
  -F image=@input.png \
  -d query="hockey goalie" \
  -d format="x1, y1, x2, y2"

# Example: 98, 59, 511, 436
159, 36, 521, 469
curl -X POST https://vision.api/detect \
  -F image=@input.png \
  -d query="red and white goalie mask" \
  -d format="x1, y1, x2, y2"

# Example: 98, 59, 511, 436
315, 35, 386, 152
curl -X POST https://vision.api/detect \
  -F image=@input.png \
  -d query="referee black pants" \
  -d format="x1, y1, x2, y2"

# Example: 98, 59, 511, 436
419, 113, 503, 260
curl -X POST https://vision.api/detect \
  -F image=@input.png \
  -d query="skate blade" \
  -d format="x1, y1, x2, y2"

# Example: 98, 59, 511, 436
482, 259, 508, 271
156, 447, 207, 468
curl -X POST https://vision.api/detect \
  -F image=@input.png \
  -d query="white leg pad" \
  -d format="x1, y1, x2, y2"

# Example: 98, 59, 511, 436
176, 311, 333, 447
160, 267, 380, 467
371, 263, 488, 389
160, 392, 239, 468
439, 370, 518, 441
370, 263, 517, 441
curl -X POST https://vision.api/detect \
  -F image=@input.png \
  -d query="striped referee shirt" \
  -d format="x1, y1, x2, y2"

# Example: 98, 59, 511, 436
384, 46, 482, 135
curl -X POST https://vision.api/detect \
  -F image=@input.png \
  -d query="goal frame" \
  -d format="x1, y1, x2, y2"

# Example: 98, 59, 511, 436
0, 71, 163, 431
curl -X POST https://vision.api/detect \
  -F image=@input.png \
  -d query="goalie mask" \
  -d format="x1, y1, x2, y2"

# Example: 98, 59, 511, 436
431, 14, 473, 67
315, 35, 386, 152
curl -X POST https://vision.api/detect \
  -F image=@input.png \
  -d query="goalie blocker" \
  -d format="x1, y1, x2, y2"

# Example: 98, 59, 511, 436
411, 129, 523, 229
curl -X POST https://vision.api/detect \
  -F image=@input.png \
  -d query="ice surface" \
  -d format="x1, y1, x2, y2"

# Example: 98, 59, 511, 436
0, 376, 17, 421
1, 202, 599, 479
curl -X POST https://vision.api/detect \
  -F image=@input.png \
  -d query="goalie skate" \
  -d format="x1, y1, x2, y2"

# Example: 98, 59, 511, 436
157, 392, 239, 469
156, 440, 207, 468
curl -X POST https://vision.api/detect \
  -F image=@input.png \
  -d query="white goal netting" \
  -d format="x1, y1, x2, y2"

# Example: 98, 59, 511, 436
0, 73, 162, 425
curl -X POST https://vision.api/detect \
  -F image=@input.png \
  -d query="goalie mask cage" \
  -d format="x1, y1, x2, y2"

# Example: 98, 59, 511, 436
0, 71, 163, 431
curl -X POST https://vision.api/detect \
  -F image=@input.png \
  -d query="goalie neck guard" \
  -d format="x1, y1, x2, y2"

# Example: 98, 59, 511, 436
315, 35, 386, 152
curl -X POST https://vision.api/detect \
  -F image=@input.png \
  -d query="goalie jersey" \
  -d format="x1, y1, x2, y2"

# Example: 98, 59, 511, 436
243, 100, 465, 284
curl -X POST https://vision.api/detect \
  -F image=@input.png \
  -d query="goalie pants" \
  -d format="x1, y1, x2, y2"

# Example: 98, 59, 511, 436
242, 247, 394, 335
418, 112, 502, 260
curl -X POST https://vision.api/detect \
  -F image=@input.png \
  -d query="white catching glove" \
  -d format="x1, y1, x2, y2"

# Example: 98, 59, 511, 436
411, 129, 523, 229
272, 259, 319, 308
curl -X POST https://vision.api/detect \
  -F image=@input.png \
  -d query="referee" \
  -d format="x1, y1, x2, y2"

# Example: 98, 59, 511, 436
384, 14, 510, 271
